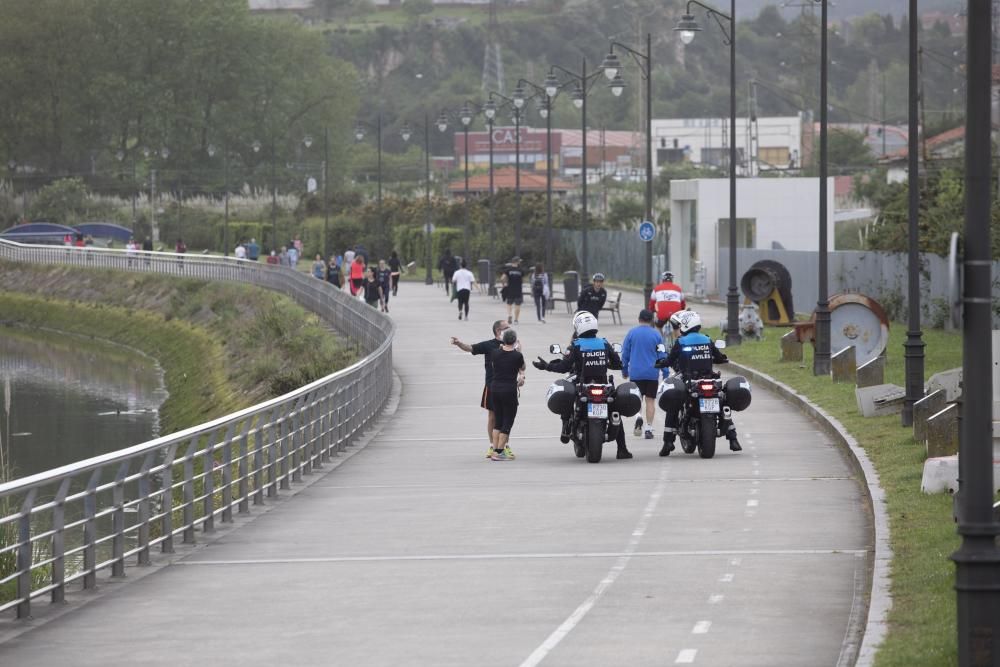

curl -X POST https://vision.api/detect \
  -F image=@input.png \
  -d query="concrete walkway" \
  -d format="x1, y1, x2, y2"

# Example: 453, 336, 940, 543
0, 282, 872, 666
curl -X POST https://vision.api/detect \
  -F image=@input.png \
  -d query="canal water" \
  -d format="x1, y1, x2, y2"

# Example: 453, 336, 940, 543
0, 325, 167, 481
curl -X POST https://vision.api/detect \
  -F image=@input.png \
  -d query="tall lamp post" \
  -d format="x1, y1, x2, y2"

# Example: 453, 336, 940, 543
489, 86, 534, 258
115, 149, 138, 231
813, 0, 831, 375
603, 33, 654, 303
435, 103, 481, 263
401, 113, 435, 285
516, 78, 559, 272
206, 143, 231, 256
954, 2, 1000, 663
902, 0, 925, 426
548, 60, 603, 280
354, 114, 384, 258
483, 98, 499, 289
676, 1, 740, 346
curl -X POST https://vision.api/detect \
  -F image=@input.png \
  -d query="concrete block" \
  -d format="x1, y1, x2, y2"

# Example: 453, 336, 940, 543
780, 330, 802, 362
921, 454, 1000, 495
912, 390, 946, 443
926, 368, 962, 403
926, 403, 959, 458
831, 346, 856, 383
856, 356, 884, 388
855, 383, 906, 417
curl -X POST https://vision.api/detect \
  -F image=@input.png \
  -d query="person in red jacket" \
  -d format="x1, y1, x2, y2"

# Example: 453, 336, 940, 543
649, 271, 686, 340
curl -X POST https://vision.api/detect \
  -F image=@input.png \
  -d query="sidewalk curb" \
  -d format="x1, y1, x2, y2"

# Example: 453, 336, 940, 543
727, 360, 891, 667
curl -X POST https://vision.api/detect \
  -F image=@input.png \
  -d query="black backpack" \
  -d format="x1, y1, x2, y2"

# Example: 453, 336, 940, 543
532, 274, 544, 297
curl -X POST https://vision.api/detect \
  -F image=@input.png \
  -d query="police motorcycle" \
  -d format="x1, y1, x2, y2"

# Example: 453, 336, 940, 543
539, 314, 641, 463
656, 341, 752, 459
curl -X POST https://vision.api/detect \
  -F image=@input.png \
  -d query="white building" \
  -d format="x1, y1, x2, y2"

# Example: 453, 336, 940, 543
652, 116, 804, 175
669, 177, 835, 298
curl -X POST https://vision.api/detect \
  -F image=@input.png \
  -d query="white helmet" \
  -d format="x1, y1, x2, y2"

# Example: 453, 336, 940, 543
668, 310, 687, 329
676, 311, 702, 335
573, 311, 599, 336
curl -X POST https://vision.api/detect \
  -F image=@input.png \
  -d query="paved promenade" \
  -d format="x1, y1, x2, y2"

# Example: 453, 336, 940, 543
0, 282, 872, 666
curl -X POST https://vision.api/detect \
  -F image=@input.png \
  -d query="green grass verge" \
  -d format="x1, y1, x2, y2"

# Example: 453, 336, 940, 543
723, 326, 962, 667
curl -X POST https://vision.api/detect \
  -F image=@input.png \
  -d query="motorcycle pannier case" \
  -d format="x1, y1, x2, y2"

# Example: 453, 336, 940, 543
613, 382, 642, 417
546, 379, 576, 416
723, 376, 752, 411
657, 376, 686, 411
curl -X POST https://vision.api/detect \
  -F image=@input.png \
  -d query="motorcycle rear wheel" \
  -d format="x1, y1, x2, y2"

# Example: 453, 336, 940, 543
698, 414, 717, 459
586, 419, 605, 463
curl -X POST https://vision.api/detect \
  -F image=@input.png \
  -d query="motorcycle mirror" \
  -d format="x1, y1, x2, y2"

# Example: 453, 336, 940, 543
715, 340, 727, 350
549, 343, 562, 355
611, 342, 622, 354
656, 343, 666, 353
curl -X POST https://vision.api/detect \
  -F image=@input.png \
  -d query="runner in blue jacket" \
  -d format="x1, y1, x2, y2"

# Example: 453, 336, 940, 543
621, 309, 667, 440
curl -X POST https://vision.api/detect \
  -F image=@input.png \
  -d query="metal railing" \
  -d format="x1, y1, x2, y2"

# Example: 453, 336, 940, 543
0, 240, 395, 619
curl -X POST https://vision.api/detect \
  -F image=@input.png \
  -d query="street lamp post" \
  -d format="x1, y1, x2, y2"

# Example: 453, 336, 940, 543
489, 87, 531, 258
814, 0, 831, 375
953, 2, 1000, 663
484, 99, 498, 290
903, 0, 925, 426
115, 150, 138, 231
435, 104, 480, 263
517, 79, 558, 271
354, 114, 384, 257
604, 32, 654, 303
206, 143, 230, 256
548, 60, 603, 280
676, 1, 741, 346
401, 114, 434, 285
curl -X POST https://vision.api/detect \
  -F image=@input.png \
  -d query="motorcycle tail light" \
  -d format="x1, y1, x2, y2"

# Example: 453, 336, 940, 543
699, 382, 716, 396
588, 387, 606, 397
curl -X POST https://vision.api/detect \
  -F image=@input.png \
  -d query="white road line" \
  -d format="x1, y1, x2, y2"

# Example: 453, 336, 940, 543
730, 558, 742, 567
177, 548, 866, 567
708, 594, 724, 604
750, 488, 759, 495
747, 499, 759, 507
692, 621, 712, 634
720, 573, 735, 583
518, 467, 670, 667
676, 649, 698, 663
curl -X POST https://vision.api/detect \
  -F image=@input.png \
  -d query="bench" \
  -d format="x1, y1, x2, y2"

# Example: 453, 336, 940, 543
548, 290, 575, 314
601, 291, 623, 324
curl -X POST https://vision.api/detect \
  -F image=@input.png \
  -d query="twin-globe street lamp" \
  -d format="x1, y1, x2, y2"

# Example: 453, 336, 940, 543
601, 33, 654, 303
435, 102, 481, 264
353, 115, 384, 258
400, 114, 435, 285
515, 79, 557, 272
675, 0, 741, 346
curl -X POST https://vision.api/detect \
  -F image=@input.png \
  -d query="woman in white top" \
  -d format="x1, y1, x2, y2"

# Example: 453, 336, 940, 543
451, 260, 477, 321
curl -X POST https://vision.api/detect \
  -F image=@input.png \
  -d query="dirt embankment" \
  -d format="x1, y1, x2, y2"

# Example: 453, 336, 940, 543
0, 262, 357, 433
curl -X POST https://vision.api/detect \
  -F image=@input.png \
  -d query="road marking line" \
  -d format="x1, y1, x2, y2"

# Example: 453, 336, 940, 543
708, 594, 724, 604
730, 558, 742, 566
518, 468, 670, 667
750, 489, 759, 495
676, 649, 698, 663
692, 621, 712, 634
720, 573, 734, 582
747, 499, 759, 507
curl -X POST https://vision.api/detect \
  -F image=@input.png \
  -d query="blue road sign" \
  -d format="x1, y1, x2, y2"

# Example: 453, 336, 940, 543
638, 220, 655, 242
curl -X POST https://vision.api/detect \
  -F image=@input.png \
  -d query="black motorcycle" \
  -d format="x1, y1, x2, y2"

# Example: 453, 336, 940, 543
658, 368, 752, 459
544, 343, 641, 463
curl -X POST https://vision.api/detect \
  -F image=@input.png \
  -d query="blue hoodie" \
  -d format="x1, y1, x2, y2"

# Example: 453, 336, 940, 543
621, 324, 666, 381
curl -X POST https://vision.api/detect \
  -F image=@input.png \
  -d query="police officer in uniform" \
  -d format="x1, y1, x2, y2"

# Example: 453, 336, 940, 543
576, 273, 608, 319
655, 310, 741, 455
533, 311, 633, 459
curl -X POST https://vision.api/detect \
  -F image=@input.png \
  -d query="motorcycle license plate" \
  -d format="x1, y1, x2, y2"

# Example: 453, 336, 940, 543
588, 403, 608, 419
699, 398, 720, 413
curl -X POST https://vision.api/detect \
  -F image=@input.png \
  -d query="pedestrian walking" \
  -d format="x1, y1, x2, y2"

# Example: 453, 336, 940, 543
438, 249, 457, 296
326, 256, 342, 288
621, 309, 667, 442
388, 250, 403, 296
247, 238, 260, 261
450, 320, 516, 459
279, 246, 291, 267
376, 259, 393, 312
501, 256, 525, 324
349, 255, 366, 295
530, 263, 550, 323
452, 260, 476, 320
362, 267, 382, 308
312, 254, 326, 279
234, 241, 247, 260
488, 328, 525, 461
